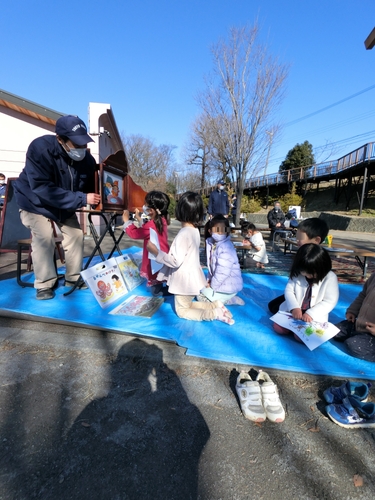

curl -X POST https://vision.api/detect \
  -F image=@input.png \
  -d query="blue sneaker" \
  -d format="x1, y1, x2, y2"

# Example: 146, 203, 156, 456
326, 396, 375, 428
323, 381, 370, 404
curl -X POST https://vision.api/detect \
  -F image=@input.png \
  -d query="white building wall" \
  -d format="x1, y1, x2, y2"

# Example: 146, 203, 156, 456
0, 107, 56, 179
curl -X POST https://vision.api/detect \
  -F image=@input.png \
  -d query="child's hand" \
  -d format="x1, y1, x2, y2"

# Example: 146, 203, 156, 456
302, 312, 313, 323
146, 240, 158, 257
346, 312, 356, 322
365, 322, 375, 336
291, 308, 303, 320
242, 239, 250, 246
122, 210, 129, 223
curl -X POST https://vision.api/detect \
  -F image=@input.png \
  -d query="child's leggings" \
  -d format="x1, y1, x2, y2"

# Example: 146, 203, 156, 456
175, 295, 220, 321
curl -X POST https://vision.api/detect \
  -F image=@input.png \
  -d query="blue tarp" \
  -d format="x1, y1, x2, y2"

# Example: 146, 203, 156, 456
1, 247, 373, 380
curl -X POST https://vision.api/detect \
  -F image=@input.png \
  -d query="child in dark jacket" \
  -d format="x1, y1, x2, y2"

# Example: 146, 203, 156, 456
334, 271, 375, 362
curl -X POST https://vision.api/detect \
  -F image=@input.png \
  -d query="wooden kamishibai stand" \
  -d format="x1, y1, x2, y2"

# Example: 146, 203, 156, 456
67, 150, 147, 295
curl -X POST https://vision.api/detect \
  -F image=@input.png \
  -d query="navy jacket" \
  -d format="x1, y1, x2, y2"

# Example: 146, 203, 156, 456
208, 189, 229, 216
267, 207, 286, 229
14, 135, 98, 223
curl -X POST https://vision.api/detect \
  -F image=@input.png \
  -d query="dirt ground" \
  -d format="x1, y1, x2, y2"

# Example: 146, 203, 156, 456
1, 316, 375, 500
1, 221, 375, 499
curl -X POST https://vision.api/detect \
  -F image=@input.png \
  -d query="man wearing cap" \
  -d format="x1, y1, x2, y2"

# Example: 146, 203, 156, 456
14, 115, 101, 300
207, 179, 229, 218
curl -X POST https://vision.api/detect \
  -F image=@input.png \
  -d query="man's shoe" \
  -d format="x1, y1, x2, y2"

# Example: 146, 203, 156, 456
36, 288, 55, 300
65, 280, 88, 290
323, 381, 370, 404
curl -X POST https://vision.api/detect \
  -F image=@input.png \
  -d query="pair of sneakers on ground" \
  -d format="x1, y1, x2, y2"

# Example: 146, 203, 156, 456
236, 370, 285, 423
323, 380, 375, 428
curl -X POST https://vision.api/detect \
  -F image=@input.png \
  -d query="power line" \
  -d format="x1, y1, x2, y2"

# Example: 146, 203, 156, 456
284, 84, 375, 127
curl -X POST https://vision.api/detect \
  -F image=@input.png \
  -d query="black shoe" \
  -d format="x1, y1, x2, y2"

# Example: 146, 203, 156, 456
65, 280, 88, 290
36, 288, 55, 300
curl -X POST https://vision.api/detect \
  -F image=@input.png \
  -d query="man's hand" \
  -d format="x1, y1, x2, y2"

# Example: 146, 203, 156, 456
346, 312, 356, 322
365, 322, 375, 336
291, 308, 303, 320
146, 240, 158, 257
87, 193, 101, 205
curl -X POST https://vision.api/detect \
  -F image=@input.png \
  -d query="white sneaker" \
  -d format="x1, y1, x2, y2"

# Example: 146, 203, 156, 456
236, 372, 266, 422
256, 371, 285, 423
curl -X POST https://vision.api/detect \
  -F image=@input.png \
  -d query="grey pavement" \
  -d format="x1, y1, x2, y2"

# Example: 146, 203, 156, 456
0, 221, 375, 499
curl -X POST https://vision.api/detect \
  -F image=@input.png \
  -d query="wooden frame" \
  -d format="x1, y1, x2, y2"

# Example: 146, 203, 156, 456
95, 149, 147, 213
96, 150, 128, 212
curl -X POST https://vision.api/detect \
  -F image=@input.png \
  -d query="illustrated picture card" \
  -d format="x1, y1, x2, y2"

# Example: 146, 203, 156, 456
270, 311, 340, 351
109, 295, 164, 318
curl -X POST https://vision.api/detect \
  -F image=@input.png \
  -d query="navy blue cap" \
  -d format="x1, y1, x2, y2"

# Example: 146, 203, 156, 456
55, 115, 94, 146
217, 179, 225, 185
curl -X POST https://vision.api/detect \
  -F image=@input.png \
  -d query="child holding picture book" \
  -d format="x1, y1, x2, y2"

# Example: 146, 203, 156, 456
123, 190, 170, 296
146, 191, 234, 325
272, 243, 339, 339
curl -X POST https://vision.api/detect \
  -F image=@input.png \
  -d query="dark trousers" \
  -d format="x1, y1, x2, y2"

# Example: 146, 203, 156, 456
334, 320, 375, 363
268, 294, 285, 314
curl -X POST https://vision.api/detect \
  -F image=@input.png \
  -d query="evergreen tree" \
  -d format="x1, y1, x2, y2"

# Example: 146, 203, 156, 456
279, 141, 315, 175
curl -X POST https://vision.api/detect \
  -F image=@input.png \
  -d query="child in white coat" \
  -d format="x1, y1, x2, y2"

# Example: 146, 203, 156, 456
272, 243, 339, 337
147, 192, 234, 325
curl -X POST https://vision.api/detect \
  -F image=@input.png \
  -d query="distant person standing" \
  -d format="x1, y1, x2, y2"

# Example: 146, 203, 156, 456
0, 173, 6, 206
14, 115, 101, 301
208, 179, 229, 218
267, 201, 285, 236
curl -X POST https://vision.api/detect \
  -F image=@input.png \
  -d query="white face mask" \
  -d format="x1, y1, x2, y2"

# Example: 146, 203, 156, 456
211, 233, 226, 242
219, 185, 225, 191
143, 205, 151, 216
66, 148, 86, 161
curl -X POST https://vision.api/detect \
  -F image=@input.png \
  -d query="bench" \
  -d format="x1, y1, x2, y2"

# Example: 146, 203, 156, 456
281, 237, 375, 278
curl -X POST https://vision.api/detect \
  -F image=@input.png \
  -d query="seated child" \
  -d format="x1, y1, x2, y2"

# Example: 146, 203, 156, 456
241, 222, 268, 268
272, 243, 339, 339
199, 215, 244, 305
268, 217, 329, 314
334, 271, 375, 362
146, 192, 235, 325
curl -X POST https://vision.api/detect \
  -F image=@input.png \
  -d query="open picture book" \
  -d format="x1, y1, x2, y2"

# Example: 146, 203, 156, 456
270, 311, 340, 351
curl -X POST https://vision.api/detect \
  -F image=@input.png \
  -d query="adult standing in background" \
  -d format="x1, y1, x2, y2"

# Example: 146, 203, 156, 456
208, 179, 229, 218
14, 115, 101, 301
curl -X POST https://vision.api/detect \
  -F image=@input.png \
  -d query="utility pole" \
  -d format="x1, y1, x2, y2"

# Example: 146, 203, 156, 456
264, 130, 274, 178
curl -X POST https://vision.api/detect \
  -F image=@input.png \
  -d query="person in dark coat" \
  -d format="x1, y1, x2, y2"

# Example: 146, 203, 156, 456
14, 115, 101, 301
208, 179, 229, 218
267, 201, 286, 236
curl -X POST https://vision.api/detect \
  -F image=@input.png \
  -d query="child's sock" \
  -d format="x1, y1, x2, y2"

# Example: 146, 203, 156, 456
225, 296, 245, 306
214, 307, 235, 325
214, 300, 233, 318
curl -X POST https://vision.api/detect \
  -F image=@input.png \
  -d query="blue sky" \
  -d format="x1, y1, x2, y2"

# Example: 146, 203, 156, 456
1, 0, 374, 174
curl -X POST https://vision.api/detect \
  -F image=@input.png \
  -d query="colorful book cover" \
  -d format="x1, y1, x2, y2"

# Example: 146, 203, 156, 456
80, 257, 128, 309
115, 254, 145, 291
270, 311, 340, 351
109, 295, 164, 317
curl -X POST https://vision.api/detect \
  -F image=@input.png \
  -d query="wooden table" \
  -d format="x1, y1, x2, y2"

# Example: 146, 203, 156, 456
281, 237, 375, 278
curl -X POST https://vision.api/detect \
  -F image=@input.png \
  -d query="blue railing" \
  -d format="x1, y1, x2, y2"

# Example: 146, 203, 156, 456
243, 142, 374, 189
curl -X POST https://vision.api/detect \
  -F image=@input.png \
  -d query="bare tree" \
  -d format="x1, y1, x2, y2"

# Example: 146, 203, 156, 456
196, 24, 288, 224
182, 114, 214, 189
121, 134, 177, 192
